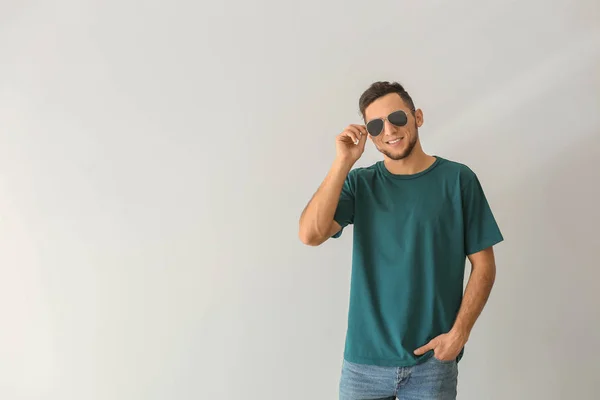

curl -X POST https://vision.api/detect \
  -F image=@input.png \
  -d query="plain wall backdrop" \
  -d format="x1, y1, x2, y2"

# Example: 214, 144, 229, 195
1, 1, 599, 399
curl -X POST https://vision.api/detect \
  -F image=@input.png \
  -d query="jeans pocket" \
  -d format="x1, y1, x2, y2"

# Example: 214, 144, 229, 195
432, 355, 456, 364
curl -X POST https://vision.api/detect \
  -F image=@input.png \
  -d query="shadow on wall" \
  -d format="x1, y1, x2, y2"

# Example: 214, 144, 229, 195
478, 130, 599, 399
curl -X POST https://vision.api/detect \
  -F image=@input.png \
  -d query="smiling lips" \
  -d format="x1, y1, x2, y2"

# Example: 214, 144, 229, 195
386, 137, 404, 146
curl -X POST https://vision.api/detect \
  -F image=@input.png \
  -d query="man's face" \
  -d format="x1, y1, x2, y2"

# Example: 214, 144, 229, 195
364, 93, 423, 161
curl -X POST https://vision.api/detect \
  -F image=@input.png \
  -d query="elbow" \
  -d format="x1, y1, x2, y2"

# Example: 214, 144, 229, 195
298, 229, 325, 246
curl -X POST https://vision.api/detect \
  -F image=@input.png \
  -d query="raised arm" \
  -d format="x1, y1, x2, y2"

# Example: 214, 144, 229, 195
298, 124, 367, 246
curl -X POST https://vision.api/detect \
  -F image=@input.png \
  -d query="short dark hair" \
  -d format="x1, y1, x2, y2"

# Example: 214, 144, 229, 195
359, 81, 416, 120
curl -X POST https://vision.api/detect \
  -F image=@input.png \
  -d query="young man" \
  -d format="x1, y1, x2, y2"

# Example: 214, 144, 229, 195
298, 81, 503, 400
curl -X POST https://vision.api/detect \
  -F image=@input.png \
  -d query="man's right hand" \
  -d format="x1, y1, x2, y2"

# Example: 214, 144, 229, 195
335, 124, 368, 164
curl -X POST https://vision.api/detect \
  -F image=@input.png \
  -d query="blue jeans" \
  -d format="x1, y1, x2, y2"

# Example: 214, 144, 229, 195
339, 355, 458, 400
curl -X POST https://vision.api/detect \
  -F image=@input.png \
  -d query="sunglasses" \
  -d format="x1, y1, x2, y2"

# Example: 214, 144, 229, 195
366, 110, 410, 136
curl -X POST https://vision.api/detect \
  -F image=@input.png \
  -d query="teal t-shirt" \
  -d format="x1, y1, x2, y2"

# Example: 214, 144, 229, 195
332, 156, 503, 367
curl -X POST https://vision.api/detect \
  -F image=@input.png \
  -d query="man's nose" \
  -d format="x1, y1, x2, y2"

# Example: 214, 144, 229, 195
383, 120, 396, 136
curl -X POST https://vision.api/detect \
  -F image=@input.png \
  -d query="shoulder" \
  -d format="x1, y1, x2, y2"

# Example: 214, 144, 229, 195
342, 163, 379, 192
346, 162, 379, 184
435, 156, 478, 186
349, 162, 379, 177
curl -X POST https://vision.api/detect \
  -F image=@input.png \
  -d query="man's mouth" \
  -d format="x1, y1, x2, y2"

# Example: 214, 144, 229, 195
386, 137, 403, 145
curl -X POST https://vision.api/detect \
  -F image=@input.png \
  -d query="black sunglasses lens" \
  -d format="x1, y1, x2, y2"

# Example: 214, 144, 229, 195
388, 110, 408, 127
367, 119, 384, 136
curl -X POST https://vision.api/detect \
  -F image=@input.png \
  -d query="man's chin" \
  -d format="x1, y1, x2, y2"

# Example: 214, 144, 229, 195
382, 149, 411, 161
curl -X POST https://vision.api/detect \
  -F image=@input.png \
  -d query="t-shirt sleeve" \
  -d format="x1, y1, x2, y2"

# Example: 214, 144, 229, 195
331, 171, 355, 238
461, 173, 504, 255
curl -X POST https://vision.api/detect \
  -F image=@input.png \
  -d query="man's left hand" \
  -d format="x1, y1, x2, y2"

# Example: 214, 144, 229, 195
413, 330, 468, 361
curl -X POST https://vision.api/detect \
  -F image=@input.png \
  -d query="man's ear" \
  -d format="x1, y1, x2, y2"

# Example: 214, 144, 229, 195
414, 108, 424, 127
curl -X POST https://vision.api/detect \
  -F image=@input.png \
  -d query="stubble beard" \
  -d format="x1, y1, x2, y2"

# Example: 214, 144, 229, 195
379, 127, 419, 161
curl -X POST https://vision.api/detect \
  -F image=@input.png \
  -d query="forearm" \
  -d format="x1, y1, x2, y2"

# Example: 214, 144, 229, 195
450, 261, 496, 340
299, 157, 353, 244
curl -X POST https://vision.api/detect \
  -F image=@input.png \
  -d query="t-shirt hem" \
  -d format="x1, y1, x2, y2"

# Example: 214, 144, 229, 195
344, 351, 464, 367
343, 352, 425, 367
466, 235, 504, 255
330, 217, 348, 238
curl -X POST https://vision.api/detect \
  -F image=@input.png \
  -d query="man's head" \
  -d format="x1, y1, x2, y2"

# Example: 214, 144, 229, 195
359, 81, 423, 161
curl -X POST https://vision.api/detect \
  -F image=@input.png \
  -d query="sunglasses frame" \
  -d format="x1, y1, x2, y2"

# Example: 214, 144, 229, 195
366, 109, 415, 136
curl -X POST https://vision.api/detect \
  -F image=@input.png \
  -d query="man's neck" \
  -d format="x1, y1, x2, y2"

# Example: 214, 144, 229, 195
383, 148, 437, 175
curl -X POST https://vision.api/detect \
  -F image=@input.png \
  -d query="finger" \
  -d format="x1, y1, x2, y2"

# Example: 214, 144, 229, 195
351, 124, 367, 137
342, 130, 359, 145
413, 340, 434, 355
357, 127, 368, 148
353, 125, 367, 144
349, 124, 366, 139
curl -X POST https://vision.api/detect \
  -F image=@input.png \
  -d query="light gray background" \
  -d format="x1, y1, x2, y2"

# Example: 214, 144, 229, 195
1, 1, 599, 399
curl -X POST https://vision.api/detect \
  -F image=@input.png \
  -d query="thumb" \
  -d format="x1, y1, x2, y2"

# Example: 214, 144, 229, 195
414, 340, 435, 355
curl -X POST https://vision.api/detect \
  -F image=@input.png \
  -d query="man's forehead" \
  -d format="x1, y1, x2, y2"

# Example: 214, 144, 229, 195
365, 93, 408, 119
